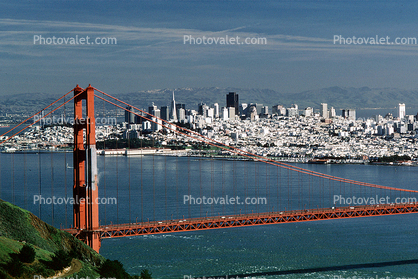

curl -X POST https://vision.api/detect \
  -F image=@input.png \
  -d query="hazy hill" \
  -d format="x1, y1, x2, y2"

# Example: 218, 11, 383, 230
1, 86, 417, 115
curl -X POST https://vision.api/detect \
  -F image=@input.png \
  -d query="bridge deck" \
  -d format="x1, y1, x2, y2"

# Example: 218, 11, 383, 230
62, 203, 418, 239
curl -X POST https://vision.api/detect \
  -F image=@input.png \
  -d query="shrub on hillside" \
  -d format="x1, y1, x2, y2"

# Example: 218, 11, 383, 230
18, 243, 36, 263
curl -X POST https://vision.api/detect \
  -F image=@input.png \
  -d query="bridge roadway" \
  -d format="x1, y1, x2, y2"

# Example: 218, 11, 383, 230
63, 203, 418, 239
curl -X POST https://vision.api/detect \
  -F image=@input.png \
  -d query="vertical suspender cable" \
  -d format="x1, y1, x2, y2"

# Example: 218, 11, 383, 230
128, 138, 131, 223
233, 159, 237, 215
254, 161, 257, 213
298, 170, 301, 210
102, 90, 107, 226
23, 151, 27, 209
277, 165, 279, 212
287, 168, 290, 210
187, 155, 190, 219
152, 150, 156, 222
165, 154, 168, 220
103, 144, 107, 225
199, 157, 202, 218
0, 152, 2, 200
244, 159, 247, 215
64, 151, 68, 228
38, 152, 42, 219
11, 153, 14, 204
265, 162, 268, 212
50, 152, 54, 226
175, 155, 179, 219
140, 139, 143, 222
329, 179, 332, 208
222, 158, 225, 216
116, 153, 119, 224
211, 158, 214, 216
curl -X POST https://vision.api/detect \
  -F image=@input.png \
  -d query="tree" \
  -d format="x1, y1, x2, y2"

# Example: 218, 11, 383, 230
99, 259, 131, 279
140, 269, 152, 279
41, 249, 72, 271
18, 243, 36, 263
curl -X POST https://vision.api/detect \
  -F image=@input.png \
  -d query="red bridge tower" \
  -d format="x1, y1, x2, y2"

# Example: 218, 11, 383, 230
73, 85, 100, 252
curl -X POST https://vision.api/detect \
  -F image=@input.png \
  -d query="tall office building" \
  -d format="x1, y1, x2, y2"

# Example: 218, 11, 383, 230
176, 103, 186, 121
321, 103, 328, 119
178, 108, 186, 122
148, 103, 158, 115
226, 92, 239, 116
239, 103, 248, 117
214, 103, 219, 118
125, 106, 135, 124
342, 109, 356, 121
198, 103, 206, 115
135, 111, 149, 124
304, 107, 313, 117
228, 107, 236, 120
398, 103, 406, 119
170, 91, 177, 121
161, 106, 169, 121
221, 107, 229, 120
330, 107, 336, 118
152, 108, 160, 118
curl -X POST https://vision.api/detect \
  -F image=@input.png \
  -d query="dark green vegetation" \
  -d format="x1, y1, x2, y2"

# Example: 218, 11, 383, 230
0, 199, 151, 278
375, 155, 412, 162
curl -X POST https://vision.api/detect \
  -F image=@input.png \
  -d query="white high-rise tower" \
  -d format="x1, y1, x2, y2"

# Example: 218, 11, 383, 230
170, 91, 177, 121
398, 103, 405, 120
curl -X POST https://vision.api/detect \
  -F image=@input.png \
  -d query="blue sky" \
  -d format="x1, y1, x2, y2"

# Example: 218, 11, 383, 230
1, 0, 418, 96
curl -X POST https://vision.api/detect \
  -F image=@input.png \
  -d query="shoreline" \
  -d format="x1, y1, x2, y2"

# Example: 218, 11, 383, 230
1, 148, 416, 167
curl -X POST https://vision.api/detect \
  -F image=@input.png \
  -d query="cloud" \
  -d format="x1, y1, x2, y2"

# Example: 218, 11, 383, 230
1, 18, 417, 63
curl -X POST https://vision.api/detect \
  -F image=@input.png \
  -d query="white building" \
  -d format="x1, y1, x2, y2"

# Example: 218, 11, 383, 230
321, 103, 328, 119
398, 103, 406, 120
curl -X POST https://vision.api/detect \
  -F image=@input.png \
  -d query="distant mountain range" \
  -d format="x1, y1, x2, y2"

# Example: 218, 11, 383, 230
2, 86, 418, 115
117, 86, 418, 111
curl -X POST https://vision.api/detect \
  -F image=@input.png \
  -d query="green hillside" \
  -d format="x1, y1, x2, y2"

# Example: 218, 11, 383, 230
0, 199, 146, 279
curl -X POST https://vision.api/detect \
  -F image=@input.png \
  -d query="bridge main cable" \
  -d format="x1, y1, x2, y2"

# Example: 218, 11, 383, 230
93, 88, 418, 194
0, 89, 76, 140
0, 89, 85, 146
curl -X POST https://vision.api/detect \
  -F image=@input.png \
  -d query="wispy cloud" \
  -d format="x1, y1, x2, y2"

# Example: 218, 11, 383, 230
1, 18, 417, 62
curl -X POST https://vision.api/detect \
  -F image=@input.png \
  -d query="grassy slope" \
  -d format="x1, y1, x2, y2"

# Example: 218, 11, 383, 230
0, 199, 104, 278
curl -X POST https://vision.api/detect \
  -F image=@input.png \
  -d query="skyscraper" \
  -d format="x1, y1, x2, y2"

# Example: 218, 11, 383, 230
342, 109, 356, 121
398, 103, 406, 119
214, 103, 219, 118
170, 91, 177, 122
161, 106, 169, 121
226, 92, 239, 116
321, 103, 328, 119
125, 106, 135, 124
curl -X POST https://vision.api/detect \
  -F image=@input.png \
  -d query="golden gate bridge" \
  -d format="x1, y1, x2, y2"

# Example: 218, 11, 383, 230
1, 84, 418, 253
